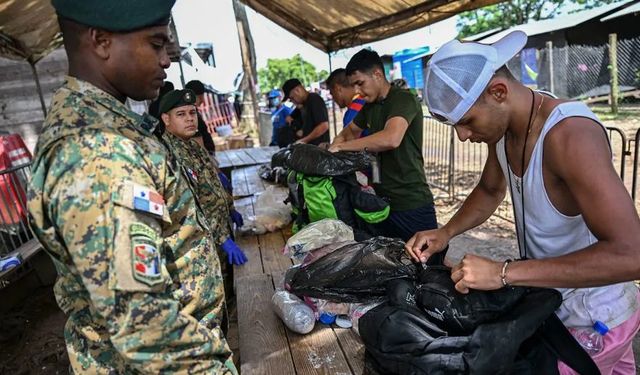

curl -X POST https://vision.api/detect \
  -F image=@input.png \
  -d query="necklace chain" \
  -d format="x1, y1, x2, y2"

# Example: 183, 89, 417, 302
505, 89, 544, 260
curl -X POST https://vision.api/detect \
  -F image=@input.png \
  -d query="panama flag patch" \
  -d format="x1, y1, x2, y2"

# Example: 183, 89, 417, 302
187, 168, 198, 182
133, 184, 165, 217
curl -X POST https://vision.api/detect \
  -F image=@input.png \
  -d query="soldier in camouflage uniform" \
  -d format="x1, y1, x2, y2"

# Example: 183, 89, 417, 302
27, 1, 236, 373
157, 90, 248, 297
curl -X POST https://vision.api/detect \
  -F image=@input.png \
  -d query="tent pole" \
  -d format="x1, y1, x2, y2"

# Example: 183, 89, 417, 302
328, 52, 338, 139
170, 16, 186, 86
29, 62, 47, 118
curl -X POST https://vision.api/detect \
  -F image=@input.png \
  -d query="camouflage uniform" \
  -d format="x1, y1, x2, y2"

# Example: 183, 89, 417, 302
161, 132, 235, 295
28, 77, 237, 374
162, 132, 233, 246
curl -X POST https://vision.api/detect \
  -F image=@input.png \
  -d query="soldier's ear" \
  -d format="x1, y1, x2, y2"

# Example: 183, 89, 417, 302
89, 28, 112, 60
161, 113, 170, 126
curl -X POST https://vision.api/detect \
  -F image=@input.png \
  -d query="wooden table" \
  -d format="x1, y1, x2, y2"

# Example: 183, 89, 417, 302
217, 146, 279, 170
231, 165, 366, 375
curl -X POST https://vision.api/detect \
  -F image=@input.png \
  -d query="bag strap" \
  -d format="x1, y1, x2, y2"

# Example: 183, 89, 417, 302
537, 314, 600, 375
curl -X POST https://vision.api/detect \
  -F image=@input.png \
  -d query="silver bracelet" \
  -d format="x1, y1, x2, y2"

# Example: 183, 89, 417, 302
500, 259, 513, 287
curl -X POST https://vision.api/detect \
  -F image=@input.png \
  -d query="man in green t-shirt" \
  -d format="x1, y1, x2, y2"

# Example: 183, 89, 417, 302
329, 49, 443, 264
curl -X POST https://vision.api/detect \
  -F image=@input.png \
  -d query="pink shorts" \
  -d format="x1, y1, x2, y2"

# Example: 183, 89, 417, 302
558, 306, 640, 375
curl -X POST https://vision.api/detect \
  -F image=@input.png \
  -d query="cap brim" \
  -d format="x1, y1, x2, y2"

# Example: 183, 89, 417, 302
492, 30, 527, 67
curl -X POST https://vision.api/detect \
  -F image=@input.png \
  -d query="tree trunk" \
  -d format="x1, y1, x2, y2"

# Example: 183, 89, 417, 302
232, 0, 260, 139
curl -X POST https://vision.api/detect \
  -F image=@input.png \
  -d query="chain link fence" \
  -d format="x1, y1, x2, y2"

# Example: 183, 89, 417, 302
424, 117, 637, 223
506, 36, 640, 100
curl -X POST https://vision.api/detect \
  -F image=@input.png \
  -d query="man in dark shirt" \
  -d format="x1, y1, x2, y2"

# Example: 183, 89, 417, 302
281, 78, 329, 146
148, 80, 174, 119
329, 49, 443, 264
185, 80, 216, 155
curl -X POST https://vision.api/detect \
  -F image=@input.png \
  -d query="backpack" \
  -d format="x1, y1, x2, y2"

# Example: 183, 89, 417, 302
359, 267, 600, 375
281, 144, 389, 237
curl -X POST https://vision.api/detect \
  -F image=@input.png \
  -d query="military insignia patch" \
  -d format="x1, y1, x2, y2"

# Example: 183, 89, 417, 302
130, 223, 162, 286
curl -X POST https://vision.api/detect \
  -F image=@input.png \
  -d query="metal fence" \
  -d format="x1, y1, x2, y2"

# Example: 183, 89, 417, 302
0, 162, 33, 256
424, 117, 639, 222
505, 36, 640, 100
633, 128, 640, 202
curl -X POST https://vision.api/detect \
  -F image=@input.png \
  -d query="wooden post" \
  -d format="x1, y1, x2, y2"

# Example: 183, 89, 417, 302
328, 53, 338, 140
169, 17, 186, 87
546, 41, 554, 95
609, 33, 619, 115
232, 0, 260, 138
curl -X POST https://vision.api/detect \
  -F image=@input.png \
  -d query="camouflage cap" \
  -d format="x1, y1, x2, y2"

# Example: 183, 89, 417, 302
159, 89, 197, 114
52, 0, 176, 32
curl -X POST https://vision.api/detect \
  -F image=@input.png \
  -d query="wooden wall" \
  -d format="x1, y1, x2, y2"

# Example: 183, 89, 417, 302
0, 48, 68, 152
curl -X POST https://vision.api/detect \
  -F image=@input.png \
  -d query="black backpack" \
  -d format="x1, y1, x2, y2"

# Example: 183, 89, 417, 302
359, 267, 600, 375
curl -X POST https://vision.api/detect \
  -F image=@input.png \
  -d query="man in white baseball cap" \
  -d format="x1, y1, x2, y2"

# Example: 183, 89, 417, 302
407, 31, 640, 374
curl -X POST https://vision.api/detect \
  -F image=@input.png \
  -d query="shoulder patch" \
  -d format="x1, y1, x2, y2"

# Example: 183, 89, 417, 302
132, 184, 165, 217
130, 223, 162, 286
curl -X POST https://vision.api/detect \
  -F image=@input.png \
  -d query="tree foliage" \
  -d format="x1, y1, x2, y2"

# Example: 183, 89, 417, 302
457, 0, 622, 38
257, 54, 328, 93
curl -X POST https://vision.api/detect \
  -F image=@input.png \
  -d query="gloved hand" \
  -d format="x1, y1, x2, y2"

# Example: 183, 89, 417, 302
218, 171, 232, 194
221, 238, 248, 265
230, 209, 244, 228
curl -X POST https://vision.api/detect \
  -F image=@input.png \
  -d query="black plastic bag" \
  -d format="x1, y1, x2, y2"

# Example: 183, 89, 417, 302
271, 147, 292, 168
285, 237, 417, 302
258, 164, 288, 185
286, 143, 370, 176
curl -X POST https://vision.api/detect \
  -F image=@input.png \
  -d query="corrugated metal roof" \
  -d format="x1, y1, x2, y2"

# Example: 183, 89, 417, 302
601, 1, 640, 21
240, 0, 506, 52
478, 0, 633, 44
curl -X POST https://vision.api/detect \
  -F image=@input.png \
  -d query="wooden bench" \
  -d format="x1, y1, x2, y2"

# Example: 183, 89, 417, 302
217, 146, 279, 170
230, 166, 366, 375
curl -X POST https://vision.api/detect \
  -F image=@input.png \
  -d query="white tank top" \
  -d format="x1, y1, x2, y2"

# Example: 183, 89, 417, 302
496, 101, 638, 329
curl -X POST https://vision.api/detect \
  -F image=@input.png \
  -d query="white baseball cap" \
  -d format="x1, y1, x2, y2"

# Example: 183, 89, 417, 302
425, 30, 528, 125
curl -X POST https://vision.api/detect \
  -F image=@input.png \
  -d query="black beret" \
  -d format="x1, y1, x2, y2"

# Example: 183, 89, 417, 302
52, 0, 176, 32
159, 89, 196, 114
185, 80, 205, 95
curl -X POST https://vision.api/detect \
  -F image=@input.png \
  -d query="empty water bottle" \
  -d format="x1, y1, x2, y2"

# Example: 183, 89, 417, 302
574, 320, 609, 355
271, 290, 316, 334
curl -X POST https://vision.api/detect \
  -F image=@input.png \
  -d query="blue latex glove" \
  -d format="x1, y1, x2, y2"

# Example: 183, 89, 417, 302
230, 209, 244, 228
221, 238, 248, 265
218, 171, 232, 194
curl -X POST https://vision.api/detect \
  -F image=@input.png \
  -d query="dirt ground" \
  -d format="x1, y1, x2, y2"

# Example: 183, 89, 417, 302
0, 286, 69, 374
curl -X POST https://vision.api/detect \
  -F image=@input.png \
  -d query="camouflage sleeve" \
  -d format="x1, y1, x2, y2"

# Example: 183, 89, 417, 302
48, 138, 235, 374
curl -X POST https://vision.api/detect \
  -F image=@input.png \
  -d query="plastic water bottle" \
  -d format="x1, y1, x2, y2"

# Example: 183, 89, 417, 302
574, 321, 609, 355
271, 290, 316, 334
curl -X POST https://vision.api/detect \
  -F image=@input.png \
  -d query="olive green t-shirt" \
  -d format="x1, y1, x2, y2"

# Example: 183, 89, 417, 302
353, 86, 433, 211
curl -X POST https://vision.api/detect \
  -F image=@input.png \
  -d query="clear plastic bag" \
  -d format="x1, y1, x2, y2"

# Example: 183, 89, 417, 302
283, 219, 354, 260
239, 186, 291, 235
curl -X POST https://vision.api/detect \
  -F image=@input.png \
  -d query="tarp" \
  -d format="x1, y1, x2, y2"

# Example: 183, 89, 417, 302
0, 0, 62, 63
0, 0, 182, 63
1, 1, 506, 63
240, 0, 505, 52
